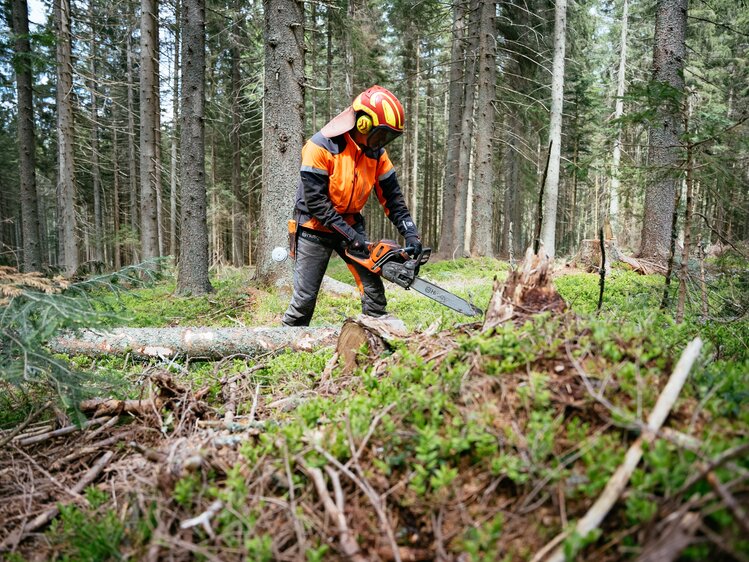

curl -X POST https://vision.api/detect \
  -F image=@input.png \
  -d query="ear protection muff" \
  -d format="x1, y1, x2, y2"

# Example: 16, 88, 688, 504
356, 113, 373, 135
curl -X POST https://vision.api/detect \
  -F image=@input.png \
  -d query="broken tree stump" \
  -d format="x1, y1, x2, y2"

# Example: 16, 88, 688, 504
49, 326, 339, 359
483, 246, 566, 332
336, 315, 408, 373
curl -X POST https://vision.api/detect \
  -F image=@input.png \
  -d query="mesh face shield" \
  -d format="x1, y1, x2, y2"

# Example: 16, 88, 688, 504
367, 126, 402, 151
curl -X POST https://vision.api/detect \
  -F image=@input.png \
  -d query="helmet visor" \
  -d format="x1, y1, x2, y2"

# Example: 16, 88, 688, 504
367, 126, 402, 150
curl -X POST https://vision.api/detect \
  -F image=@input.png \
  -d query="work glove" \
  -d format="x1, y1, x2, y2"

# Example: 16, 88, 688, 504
405, 235, 422, 257
347, 233, 369, 257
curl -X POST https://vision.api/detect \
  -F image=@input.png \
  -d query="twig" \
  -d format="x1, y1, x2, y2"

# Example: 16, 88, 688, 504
284, 444, 307, 554
706, 471, 749, 536
0, 401, 52, 449
301, 461, 366, 562
179, 500, 223, 538
16, 416, 111, 446
248, 382, 261, 424
0, 451, 114, 550
538, 337, 703, 562
317, 443, 402, 562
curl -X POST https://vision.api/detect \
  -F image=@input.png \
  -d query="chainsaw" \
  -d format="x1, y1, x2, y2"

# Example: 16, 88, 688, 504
345, 240, 483, 317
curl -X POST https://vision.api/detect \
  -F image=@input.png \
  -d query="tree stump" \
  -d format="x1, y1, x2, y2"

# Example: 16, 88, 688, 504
336, 315, 408, 373
483, 246, 566, 331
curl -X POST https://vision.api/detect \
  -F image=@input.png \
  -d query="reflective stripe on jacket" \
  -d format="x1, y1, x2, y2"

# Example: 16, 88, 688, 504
293, 131, 417, 241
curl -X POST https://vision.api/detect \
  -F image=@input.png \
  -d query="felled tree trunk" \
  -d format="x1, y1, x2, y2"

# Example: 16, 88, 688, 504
483, 246, 566, 331
336, 315, 408, 373
49, 326, 339, 359
571, 239, 660, 275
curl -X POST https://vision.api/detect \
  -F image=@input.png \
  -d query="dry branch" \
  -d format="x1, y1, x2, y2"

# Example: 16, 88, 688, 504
537, 337, 703, 562
49, 326, 339, 359
0, 451, 114, 550
303, 463, 367, 562
15, 416, 111, 446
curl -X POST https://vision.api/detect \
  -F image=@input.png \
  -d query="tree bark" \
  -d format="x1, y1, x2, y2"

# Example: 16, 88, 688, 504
89, 0, 104, 264
178, 0, 212, 295
257, 0, 304, 282
126, 22, 139, 263
540, 0, 567, 259
470, 0, 497, 257
55, 0, 78, 275
49, 326, 340, 359
140, 0, 161, 262
231, 8, 245, 266
639, 0, 687, 262
10, 0, 43, 272
170, 4, 180, 258
609, 0, 628, 237
452, 0, 480, 258
436, 1, 466, 258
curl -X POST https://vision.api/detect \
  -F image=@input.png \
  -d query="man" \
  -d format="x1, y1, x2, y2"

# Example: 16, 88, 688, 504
282, 85, 421, 327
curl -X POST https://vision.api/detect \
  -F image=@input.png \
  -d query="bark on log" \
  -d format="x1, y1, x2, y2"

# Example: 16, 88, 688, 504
571, 239, 661, 275
483, 246, 566, 331
49, 326, 339, 359
337, 315, 408, 373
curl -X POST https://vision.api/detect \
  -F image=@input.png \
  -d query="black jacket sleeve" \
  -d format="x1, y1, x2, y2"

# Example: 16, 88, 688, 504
301, 170, 358, 241
375, 170, 419, 239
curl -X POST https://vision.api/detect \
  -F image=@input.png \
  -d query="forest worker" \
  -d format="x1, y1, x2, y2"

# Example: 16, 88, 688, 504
282, 85, 421, 327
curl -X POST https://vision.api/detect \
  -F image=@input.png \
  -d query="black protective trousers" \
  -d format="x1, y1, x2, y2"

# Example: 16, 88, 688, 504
281, 229, 387, 326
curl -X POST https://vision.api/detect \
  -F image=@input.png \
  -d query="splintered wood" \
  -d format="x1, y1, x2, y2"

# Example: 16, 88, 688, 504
483, 247, 566, 331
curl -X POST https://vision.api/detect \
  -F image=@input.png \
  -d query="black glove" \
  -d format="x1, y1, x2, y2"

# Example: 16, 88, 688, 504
347, 233, 369, 257
405, 235, 422, 257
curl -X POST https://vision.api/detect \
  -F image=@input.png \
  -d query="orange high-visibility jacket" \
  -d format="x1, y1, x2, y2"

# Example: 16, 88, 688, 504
294, 131, 417, 241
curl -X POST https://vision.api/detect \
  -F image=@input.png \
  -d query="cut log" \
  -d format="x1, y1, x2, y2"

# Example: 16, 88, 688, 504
483, 246, 566, 331
570, 239, 661, 275
48, 326, 339, 359
336, 315, 408, 373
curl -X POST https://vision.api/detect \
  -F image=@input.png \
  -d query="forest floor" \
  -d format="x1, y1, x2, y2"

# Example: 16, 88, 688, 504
1, 252, 748, 561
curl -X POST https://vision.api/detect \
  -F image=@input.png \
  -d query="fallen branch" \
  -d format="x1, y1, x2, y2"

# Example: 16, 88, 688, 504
0, 401, 52, 449
179, 500, 223, 538
537, 337, 703, 562
79, 398, 160, 417
706, 471, 749, 536
302, 462, 366, 562
16, 416, 111, 446
0, 451, 114, 550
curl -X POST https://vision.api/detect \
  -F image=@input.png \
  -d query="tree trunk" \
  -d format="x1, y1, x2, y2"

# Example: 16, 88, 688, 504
470, 0, 497, 257
55, 0, 78, 275
231, 19, 244, 266
436, 1, 466, 258
609, 0, 628, 237
139, 0, 161, 262
676, 95, 694, 323
49, 326, 339, 359
452, 0, 480, 258
639, 0, 687, 262
178, 0, 212, 295
113, 107, 122, 270
540, 0, 567, 259
126, 22, 139, 263
10, 0, 43, 272
170, 5, 180, 258
89, 0, 104, 264
257, 0, 304, 282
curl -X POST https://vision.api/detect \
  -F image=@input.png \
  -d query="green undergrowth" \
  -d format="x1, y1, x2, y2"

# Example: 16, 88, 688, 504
15, 255, 749, 559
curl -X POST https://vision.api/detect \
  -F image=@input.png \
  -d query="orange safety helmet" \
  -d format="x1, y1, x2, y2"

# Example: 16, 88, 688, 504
352, 85, 405, 150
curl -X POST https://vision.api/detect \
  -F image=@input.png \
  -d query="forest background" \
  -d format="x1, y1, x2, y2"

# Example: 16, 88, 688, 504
1, 0, 747, 281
